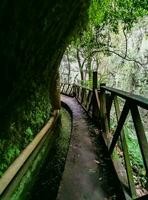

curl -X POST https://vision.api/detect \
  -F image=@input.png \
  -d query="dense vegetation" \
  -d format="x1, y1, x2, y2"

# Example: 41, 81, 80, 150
61, 0, 148, 93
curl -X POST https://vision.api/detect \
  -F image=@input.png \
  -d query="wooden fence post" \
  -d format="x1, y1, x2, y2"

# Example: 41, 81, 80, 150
93, 71, 98, 91
100, 83, 110, 147
100, 83, 106, 130
92, 71, 98, 121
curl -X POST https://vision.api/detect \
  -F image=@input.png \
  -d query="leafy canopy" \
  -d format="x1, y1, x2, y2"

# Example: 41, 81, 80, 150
89, 0, 148, 30
72, 0, 148, 59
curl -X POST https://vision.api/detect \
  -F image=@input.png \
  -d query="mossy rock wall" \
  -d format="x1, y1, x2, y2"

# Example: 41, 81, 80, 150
0, 0, 90, 174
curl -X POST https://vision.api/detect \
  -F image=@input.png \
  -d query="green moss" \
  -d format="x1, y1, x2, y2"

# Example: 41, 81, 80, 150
0, 140, 20, 177
0, 0, 90, 178
10, 131, 56, 200
0, 86, 51, 177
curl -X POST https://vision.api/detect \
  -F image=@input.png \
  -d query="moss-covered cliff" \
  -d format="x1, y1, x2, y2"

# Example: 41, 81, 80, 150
0, 0, 90, 175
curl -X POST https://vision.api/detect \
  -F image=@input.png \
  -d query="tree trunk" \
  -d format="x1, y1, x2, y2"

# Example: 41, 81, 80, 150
76, 48, 84, 84
87, 57, 92, 82
66, 50, 71, 84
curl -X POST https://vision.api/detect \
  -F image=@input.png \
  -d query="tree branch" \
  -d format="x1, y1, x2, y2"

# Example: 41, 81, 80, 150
81, 48, 148, 68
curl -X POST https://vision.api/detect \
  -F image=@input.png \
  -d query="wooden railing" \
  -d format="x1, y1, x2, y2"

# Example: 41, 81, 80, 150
0, 110, 59, 199
98, 85, 148, 200
60, 72, 148, 200
60, 83, 74, 97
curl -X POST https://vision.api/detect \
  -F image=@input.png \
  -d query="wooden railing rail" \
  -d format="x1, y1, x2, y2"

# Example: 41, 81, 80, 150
101, 86, 148, 110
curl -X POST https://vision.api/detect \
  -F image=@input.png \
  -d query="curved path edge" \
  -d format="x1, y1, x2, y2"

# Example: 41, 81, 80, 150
57, 95, 125, 200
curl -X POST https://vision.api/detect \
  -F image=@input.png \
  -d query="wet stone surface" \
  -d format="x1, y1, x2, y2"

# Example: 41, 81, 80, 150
57, 95, 125, 200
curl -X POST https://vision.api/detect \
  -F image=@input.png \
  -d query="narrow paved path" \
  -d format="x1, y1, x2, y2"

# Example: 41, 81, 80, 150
57, 95, 124, 200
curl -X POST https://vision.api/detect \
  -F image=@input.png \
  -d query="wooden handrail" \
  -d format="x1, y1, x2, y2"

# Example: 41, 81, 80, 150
101, 86, 148, 110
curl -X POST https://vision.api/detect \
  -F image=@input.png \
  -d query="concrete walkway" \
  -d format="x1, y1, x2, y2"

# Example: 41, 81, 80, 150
57, 95, 124, 200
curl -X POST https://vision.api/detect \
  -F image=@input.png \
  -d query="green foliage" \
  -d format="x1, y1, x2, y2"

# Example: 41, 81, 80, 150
81, 73, 108, 88
124, 125, 144, 167
25, 127, 34, 144
124, 124, 147, 187
6, 145, 20, 164
89, 0, 110, 26
0, 140, 20, 177
67, 0, 148, 85
78, 0, 148, 48
84, 79, 93, 88
89, 0, 148, 29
